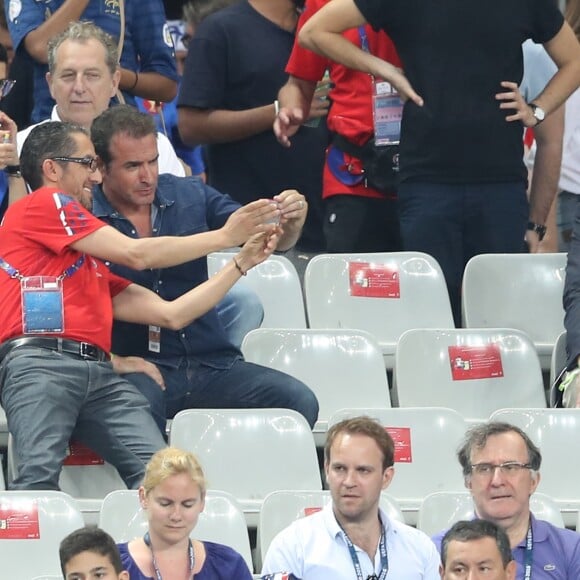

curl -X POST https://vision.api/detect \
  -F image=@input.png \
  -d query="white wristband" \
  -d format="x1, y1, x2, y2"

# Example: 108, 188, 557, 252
274, 99, 280, 116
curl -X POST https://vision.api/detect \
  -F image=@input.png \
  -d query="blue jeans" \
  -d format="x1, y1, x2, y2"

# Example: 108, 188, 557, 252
398, 181, 528, 325
217, 283, 263, 349
124, 356, 319, 432
0, 347, 166, 490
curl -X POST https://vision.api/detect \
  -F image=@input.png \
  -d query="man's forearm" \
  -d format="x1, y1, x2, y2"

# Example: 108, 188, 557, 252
24, 0, 91, 63
278, 77, 317, 118
119, 69, 178, 102
528, 107, 564, 225
178, 105, 277, 146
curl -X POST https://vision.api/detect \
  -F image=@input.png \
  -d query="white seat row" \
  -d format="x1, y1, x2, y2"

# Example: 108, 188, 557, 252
0, 486, 567, 578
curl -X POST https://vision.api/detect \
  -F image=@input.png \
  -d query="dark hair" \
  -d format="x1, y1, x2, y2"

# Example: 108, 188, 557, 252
21, 121, 88, 190
91, 104, 157, 166
325, 416, 394, 470
47, 21, 118, 76
457, 421, 542, 478
182, 0, 236, 28
59, 526, 123, 575
441, 520, 513, 569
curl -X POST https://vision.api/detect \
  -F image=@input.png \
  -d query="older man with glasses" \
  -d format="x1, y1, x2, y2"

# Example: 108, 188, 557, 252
432, 422, 580, 579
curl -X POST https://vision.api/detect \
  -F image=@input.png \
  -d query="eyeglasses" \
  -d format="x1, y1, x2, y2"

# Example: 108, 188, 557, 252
470, 461, 532, 478
51, 156, 98, 172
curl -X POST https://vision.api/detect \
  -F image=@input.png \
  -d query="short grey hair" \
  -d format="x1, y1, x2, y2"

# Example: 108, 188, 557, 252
47, 21, 119, 76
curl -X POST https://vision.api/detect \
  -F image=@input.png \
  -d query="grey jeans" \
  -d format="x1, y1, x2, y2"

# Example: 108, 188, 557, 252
0, 346, 165, 490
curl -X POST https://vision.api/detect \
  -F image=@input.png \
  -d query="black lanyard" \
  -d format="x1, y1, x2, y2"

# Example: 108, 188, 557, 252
523, 520, 533, 580
143, 532, 195, 580
340, 517, 389, 580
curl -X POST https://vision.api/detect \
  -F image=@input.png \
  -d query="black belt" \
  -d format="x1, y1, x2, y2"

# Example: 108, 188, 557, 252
0, 337, 110, 362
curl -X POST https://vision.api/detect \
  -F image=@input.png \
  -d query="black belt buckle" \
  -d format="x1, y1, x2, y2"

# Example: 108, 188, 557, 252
79, 342, 98, 360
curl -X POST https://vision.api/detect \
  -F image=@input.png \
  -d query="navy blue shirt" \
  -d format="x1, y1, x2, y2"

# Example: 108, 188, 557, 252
92, 174, 242, 367
353, 0, 563, 184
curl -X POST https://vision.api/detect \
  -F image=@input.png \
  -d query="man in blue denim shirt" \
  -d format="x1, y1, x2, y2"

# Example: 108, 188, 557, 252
91, 105, 319, 433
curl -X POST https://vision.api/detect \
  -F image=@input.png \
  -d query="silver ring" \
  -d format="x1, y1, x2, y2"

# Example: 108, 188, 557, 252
299, 200, 304, 210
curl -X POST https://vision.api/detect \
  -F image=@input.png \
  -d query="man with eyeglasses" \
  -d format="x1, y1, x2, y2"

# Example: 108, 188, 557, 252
0, 120, 281, 490
432, 422, 580, 578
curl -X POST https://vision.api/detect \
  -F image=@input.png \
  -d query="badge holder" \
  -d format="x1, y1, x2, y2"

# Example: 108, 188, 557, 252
372, 80, 403, 146
20, 276, 64, 334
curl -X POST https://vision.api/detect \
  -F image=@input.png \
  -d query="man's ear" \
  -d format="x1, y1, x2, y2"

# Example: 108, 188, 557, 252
41, 158, 62, 184
506, 559, 517, 580
120, 571, 130, 580
46, 72, 55, 99
381, 465, 395, 490
111, 68, 121, 97
439, 563, 445, 579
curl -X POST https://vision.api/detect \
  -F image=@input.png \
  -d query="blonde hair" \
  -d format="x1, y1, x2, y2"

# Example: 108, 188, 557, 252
142, 447, 207, 497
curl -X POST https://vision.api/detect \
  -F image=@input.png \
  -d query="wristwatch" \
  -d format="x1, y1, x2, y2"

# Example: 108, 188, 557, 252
528, 103, 546, 125
527, 221, 547, 241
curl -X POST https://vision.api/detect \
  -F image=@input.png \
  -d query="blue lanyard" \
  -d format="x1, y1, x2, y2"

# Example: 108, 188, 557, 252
340, 516, 389, 580
358, 26, 370, 54
143, 532, 195, 580
523, 520, 533, 580
0, 254, 85, 281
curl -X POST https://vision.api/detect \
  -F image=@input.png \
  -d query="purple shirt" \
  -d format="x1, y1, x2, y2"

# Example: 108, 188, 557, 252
432, 514, 580, 579
118, 540, 252, 580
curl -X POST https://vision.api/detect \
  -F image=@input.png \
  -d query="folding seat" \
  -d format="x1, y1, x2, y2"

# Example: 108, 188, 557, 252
8, 437, 126, 523
0, 490, 84, 580
395, 328, 546, 422
256, 490, 404, 570
328, 407, 468, 524
241, 328, 391, 445
169, 408, 322, 526
417, 490, 564, 537
304, 252, 454, 368
99, 489, 254, 572
208, 252, 307, 329
550, 330, 567, 388
462, 253, 566, 369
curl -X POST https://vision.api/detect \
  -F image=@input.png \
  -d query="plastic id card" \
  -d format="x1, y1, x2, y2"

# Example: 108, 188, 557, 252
20, 276, 64, 333
372, 81, 403, 146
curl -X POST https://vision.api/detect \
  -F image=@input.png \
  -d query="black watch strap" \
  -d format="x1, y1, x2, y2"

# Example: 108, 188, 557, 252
527, 221, 547, 241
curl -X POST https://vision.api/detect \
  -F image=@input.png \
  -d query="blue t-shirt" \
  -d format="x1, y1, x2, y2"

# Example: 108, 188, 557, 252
118, 540, 252, 579
5, 0, 178, 123
178, 0, 327, 206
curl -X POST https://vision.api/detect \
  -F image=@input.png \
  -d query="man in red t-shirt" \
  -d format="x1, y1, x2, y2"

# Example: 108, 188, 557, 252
0, 121, 280, 490
274, 0, 402, 252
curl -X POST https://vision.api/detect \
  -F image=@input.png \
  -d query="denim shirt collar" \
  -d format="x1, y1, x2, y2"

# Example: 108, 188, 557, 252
91, 185, 174, 221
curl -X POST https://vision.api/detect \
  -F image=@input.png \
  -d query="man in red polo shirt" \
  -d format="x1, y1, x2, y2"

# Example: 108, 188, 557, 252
0, 120, 279, 490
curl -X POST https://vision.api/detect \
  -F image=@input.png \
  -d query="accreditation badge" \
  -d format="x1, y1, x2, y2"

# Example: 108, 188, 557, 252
20, 276, 64, 333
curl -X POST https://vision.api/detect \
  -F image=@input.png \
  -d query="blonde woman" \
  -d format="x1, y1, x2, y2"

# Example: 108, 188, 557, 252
118, 448, 252, 579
